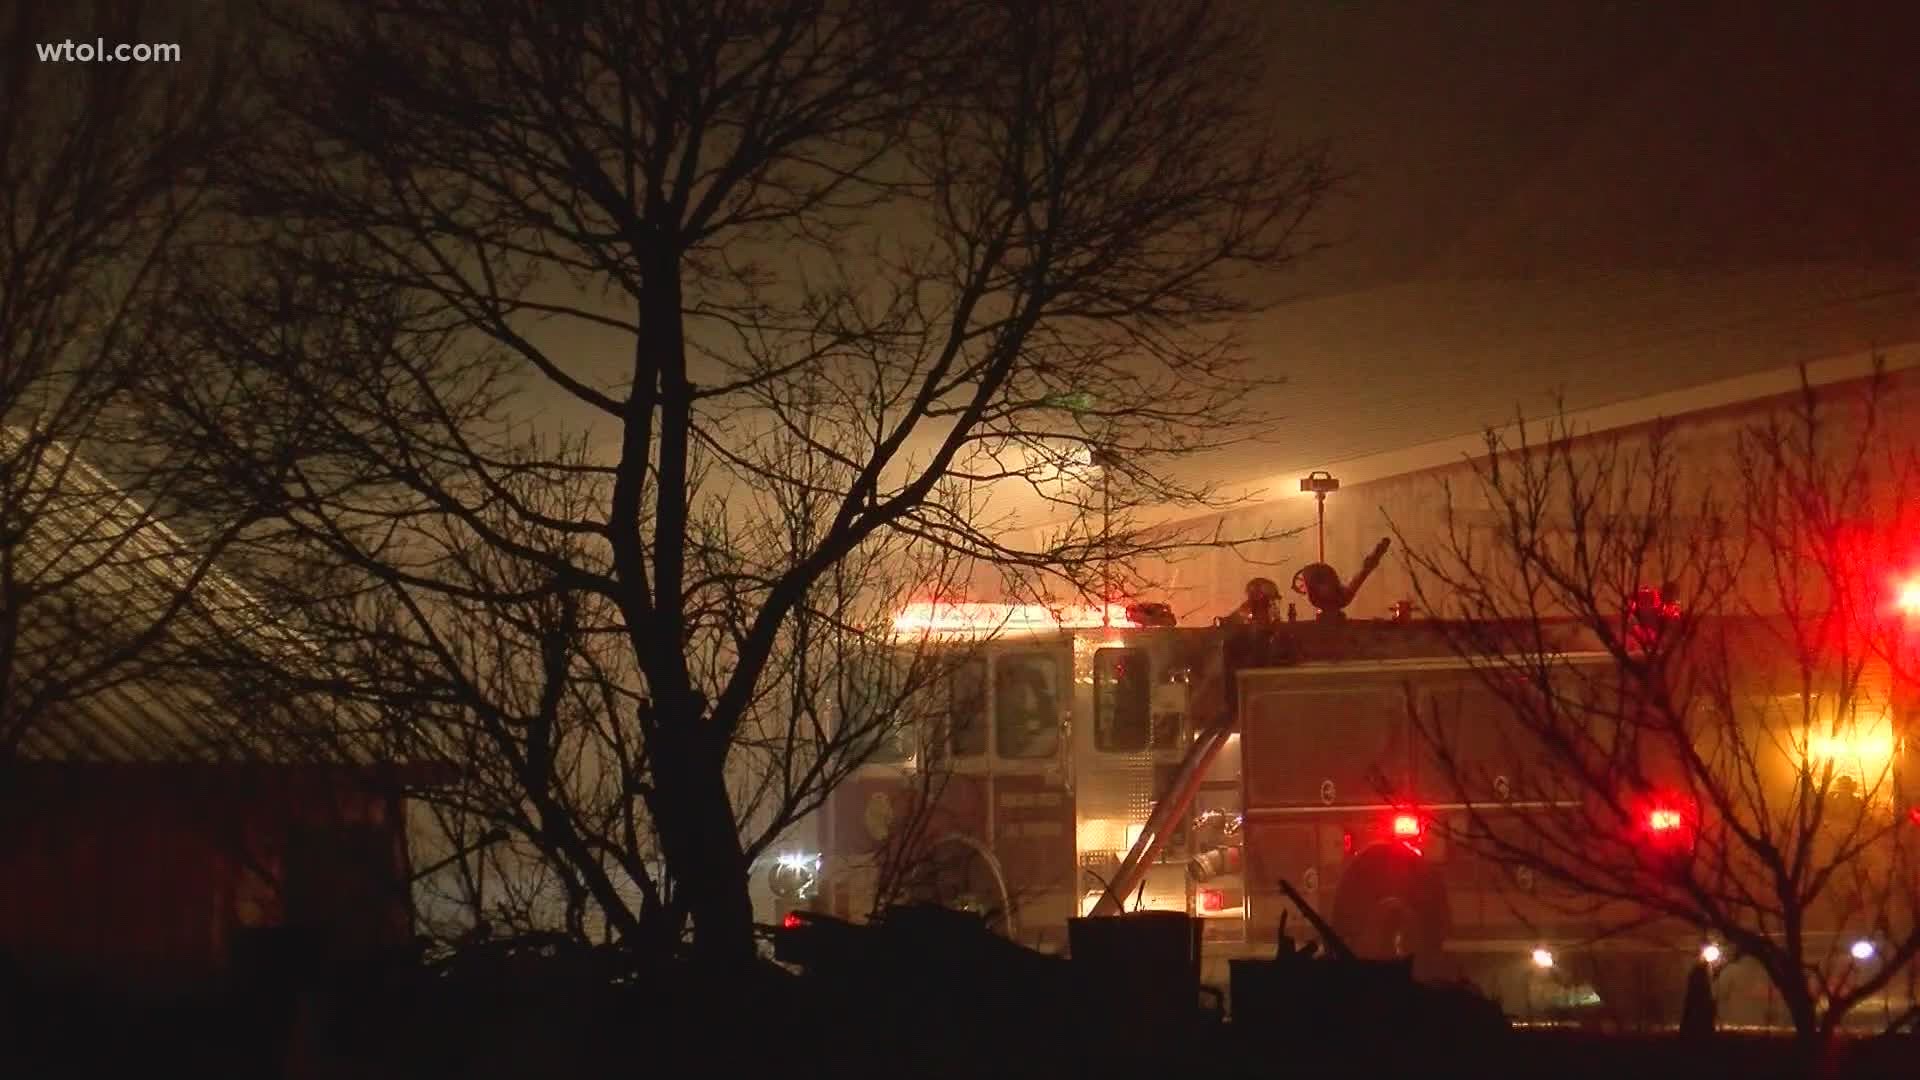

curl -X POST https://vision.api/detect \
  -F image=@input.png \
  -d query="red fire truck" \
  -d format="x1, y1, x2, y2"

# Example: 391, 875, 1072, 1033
792, 568, 1920, 1024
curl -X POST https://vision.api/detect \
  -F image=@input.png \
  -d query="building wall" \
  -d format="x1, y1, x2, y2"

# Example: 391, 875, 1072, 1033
1123, 355, 1920, 626
0, 767, 412, 990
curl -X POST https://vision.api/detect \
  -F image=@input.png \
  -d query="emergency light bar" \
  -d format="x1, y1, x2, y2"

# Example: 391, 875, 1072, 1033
890, 601, 1141, 637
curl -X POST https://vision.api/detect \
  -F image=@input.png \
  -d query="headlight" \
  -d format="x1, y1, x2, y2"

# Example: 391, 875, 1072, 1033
767, 852, 822, 901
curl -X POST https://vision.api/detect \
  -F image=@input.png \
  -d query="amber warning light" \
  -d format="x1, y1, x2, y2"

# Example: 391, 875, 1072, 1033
1898, 576, 1920, 616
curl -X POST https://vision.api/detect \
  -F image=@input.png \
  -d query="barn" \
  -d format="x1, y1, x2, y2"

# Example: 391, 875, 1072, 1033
0, 761, 429, 991
0, 436, 441, 995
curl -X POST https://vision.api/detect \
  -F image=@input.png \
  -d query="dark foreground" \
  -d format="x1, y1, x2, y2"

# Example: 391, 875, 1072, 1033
3, 920, 1914, 1079
3, 980, 1916, 1078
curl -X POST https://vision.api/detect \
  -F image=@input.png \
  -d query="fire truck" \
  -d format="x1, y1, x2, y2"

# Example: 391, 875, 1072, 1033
795, 544, 1457, 947
785, 548, 1920, 1024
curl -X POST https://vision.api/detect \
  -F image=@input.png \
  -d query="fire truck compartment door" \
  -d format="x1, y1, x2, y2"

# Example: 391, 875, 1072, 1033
1240, 680, 1412, 808
988, 648, 1076, 898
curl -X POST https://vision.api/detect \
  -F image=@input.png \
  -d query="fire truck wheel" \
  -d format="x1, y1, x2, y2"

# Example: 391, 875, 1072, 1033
899, 837, 1015, 936
1329, 844, 1450, 973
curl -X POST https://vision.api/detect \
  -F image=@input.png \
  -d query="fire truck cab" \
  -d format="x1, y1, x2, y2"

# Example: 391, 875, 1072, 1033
814, 602, 1239, 953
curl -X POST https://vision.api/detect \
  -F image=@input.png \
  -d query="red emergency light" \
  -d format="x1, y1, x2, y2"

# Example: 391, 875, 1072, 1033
1199, 888, 1226, 912
1641, 798, 1696, 858
1389, 812, 1426, 855
782, 911, 804, 930
1627, 585, 1683, 652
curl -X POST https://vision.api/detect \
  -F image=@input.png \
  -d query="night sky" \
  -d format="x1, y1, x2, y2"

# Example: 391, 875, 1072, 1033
1189, 0, 1920, 493
58, 1, 1912, 508
1264, 0, 1920, 290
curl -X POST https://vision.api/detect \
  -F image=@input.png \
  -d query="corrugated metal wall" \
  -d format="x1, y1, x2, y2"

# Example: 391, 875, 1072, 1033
0, 768, 411, 990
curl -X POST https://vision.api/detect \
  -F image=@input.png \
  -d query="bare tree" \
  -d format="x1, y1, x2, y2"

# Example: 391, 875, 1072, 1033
0, 3, 254, 769
173, 0, 1330, 963
1396, 371, 1920, 1050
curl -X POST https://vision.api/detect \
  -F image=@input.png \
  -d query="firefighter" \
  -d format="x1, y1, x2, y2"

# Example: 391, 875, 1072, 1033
1224, 577, 1282, 626
1217, 578, 1284, 723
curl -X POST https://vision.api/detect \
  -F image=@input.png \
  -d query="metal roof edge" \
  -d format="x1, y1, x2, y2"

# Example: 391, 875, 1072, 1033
1083, 341, 1920, 538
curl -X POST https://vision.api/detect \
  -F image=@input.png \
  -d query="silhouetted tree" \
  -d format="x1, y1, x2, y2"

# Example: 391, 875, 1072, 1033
1398, 371, 1920, 1050
174, 0, 1331, 963
0, 2, 252, 768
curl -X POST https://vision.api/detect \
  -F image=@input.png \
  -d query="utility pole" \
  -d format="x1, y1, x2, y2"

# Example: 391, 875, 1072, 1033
1100, 449, 1114, 626
1103, 465, 1111, 624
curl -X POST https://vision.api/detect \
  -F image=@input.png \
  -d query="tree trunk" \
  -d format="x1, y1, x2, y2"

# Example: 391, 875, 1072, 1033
648, 699, 758, 966
1779, 987, 1829, 1078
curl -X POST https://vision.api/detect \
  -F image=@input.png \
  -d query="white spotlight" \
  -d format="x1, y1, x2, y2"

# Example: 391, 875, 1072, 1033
1850, 939, 1876, 962
1700, 943, 1722, 964
1530, 947, 1554, 969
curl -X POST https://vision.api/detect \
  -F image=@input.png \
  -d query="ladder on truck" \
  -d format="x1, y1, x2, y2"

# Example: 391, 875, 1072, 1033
1088, 723, 1234, 916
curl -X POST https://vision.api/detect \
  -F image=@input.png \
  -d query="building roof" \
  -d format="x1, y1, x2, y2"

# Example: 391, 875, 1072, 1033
1195, 265, 1920, 492
976, 264, 1920, 545
3, 431, 391, 767
1200, 337, 1920, 520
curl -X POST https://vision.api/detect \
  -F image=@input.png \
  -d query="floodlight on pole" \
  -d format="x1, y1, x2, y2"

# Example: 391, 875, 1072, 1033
1300, 471, 1340, 563
1092, 447, 1120, 625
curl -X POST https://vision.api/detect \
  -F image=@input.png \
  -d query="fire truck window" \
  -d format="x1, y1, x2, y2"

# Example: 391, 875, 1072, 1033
948, 658, 988, 757
995, 654, 1060, 759
868, 725, 914, 764
1095, 648, 1151, 752
846, 655, 914, 764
